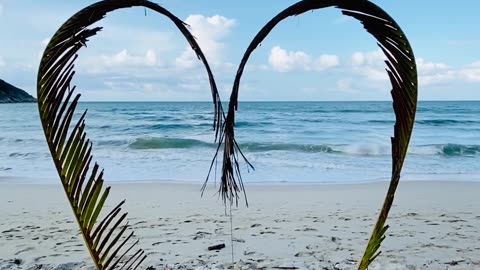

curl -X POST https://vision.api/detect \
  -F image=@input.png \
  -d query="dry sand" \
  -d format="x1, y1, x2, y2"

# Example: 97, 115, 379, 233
0, 180, 479, 270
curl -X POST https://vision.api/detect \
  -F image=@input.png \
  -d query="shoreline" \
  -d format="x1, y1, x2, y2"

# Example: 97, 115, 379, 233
2, 175, 480, 186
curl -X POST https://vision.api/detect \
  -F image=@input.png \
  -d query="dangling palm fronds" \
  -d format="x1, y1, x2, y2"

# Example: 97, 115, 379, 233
37, 0, 222, 269
215, 0, 417, 267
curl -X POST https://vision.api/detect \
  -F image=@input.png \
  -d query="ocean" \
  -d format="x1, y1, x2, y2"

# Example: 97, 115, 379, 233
0, 101, 479, 184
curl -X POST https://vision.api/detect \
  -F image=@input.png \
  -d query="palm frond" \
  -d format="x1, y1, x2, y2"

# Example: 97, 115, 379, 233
216, 0, 417, 267
37, 0, 222, 269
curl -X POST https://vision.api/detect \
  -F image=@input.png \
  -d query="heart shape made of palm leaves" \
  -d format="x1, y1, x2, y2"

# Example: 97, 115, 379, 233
36, 1, 417, 269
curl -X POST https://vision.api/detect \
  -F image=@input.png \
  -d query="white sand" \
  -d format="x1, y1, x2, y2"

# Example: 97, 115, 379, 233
0, 180, 479, 270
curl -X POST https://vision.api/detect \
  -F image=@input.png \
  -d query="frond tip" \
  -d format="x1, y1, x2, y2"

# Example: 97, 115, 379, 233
37, 0, 222, 269
216, 0, 417, 267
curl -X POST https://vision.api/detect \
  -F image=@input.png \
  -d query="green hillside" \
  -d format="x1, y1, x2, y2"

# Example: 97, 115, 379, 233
0, 79, 36, 103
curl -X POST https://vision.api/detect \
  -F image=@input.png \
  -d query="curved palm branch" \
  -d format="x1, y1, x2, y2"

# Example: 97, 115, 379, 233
37, 0, 222, 269
214, 0, 418, 268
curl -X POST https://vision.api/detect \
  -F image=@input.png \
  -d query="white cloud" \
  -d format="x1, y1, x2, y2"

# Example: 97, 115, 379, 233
415, 58, 480, 86
351, 50, 386, 66
315, 55, 340, 71
416, 58, 448, 74
103, 49, 157, 67
350, 49, 388, 82
351, 50, 455, 85
86, 49, 158, 73
351, 49, 480, 87
457, 62, 480, 82
0, 4, 3, 16
268, 46, 339, 73
415, 58, 453, 86
175, 14, 235, 70
175, 50, 197, 70
269, 46, 310, 72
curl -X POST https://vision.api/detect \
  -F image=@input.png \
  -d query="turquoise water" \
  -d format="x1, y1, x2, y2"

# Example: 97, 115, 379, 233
0, 101, 479, 183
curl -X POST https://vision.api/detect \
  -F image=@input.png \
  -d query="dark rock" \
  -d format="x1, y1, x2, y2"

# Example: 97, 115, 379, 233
0, 79, 36, 103
208, 243, 225, 251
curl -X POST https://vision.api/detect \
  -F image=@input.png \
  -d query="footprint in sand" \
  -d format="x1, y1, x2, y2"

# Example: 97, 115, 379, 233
193, 231, 212, 240
14, 247, 35, 256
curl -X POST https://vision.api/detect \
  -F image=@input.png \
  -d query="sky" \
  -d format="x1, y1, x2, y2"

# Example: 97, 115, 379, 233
0, 0, 480, 101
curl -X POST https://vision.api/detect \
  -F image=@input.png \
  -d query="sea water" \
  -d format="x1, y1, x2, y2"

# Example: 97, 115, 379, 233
0, 101, 479, 183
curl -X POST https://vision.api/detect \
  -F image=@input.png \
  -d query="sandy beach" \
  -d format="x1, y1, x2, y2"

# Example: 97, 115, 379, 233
0, 180, 479, 270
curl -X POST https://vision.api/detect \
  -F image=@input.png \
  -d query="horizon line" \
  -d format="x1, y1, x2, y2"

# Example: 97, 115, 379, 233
74, 100, 480, 103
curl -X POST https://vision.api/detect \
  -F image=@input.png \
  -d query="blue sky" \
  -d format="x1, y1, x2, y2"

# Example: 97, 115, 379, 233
1, 0, 480, 101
